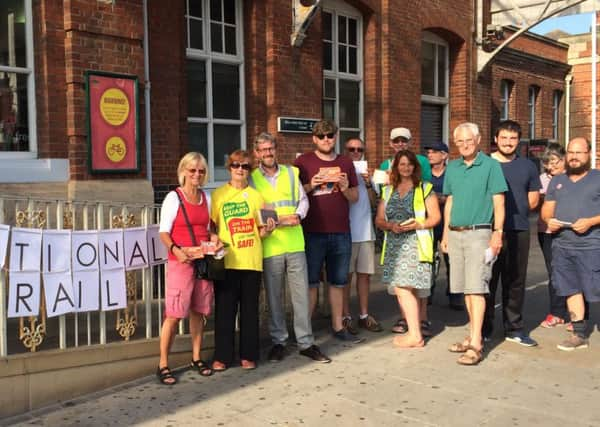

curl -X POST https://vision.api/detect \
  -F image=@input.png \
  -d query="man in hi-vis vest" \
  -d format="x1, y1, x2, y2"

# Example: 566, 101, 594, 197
250, 132, 331, 364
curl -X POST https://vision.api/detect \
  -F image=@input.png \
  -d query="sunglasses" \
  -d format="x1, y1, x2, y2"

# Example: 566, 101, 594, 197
347, 147, 364, 153
315, 133, 336, 140
230, 162, 251, 171
187, 168, 206, 175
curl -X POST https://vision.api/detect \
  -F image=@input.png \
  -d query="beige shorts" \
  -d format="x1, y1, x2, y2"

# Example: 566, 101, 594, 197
349, 241, 375, 275
447, 229, 492, 295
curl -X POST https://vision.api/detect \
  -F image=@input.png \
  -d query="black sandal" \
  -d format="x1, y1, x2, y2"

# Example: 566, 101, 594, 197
191, 359, 214, 376
392, 318, 408, 334
156, 366, 177, 385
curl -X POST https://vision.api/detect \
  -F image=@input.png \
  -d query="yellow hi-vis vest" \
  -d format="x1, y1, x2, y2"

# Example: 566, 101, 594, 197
380, 182, 434, 265
249, 165, 305, 258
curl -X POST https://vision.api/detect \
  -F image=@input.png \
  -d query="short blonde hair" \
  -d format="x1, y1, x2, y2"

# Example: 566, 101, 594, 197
177, 152, 209, 186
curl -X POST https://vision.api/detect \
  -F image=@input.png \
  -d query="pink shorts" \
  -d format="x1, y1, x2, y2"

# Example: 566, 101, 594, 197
165, 260, 214, 319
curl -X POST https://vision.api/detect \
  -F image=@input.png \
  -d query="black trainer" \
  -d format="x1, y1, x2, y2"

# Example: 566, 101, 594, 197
268, 344, 286, 362
299, 345, 332, 363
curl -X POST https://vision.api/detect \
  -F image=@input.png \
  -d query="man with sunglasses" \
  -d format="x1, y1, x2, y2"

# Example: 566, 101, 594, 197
294, 120, 362, 343
379, 128, 432, 182
342, 137, 383, 334
249, 132, 331, 363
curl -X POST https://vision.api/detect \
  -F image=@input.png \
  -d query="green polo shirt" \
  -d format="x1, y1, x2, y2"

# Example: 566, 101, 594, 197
443, 151, 507, 226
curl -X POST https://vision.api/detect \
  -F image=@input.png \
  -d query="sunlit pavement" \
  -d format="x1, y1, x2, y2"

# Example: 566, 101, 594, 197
5, 228, 600, 427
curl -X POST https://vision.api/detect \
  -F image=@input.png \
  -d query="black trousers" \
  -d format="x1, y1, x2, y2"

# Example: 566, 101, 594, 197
484, 230, 530, 335
537, 232, 568, 319
213, 269, 261, 365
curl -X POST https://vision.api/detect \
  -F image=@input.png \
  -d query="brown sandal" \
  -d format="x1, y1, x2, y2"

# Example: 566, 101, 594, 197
448, 337, 471, 353
457, 346, 483, 366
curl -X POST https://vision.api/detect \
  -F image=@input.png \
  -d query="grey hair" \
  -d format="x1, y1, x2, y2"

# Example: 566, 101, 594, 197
253, 132, 277, 150
453, 122, 480, 139
540, 142, 565, 164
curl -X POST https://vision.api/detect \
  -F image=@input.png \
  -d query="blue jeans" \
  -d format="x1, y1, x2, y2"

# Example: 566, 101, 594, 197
305, 232, 352, 288
263, 252, 314, 350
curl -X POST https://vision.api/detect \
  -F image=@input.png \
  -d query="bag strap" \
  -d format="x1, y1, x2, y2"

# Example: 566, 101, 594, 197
174, 189, 198, 246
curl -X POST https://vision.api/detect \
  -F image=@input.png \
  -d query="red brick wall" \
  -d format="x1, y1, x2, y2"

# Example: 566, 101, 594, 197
34, 0, 145, 181
30, 0, 572, 198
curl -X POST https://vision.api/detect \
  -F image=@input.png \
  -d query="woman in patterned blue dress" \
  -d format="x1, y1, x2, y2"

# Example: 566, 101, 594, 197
376, 150, 440, 348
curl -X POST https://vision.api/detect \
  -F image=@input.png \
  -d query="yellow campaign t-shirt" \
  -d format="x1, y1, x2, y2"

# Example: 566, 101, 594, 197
211, 184, 265, 271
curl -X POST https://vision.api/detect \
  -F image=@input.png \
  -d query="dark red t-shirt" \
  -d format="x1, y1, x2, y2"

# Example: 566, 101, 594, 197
294, 151, 358, 233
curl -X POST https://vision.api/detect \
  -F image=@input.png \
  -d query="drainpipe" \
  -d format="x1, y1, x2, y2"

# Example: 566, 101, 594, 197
143, 0, 153, 183
565, 73, 572, 145
592, 9, 597, 168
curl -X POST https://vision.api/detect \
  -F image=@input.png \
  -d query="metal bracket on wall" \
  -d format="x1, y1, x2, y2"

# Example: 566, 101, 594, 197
478, 0, 592, 74
291, 0, 322, 47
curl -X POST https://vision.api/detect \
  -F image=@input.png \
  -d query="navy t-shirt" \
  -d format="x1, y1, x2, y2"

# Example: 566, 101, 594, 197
430, 170, 445, 241
498, 156, 541, 231
546, 169, 600, 250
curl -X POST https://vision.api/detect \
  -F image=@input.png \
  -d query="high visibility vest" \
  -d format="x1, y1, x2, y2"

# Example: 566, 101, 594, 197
249, 165, 305, 258
380, 182, 434, 264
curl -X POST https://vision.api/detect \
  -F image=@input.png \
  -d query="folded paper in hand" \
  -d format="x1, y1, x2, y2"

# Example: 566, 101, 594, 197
485, 247, 497, 265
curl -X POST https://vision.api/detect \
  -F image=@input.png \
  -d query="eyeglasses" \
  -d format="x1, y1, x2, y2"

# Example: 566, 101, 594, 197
230, 162, 251, 171
187, 168, 206, 175
567, 151, 589, 156
315, 133, 335, 140
391, 138, 409, 144
347, 147, 364, 153
455, 139, 476, 147
257, 146, 275, 153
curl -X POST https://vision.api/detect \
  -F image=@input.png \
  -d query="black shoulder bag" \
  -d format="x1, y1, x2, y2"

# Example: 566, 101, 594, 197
175, 189, 225, 281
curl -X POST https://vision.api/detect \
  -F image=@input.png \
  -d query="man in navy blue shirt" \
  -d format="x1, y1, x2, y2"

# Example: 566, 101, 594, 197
483, 121, 541, 346
424, 141, 463, 311
542, 137, 600, 351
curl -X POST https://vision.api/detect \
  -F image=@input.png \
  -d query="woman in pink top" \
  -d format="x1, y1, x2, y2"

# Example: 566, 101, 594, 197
157, 152, 222, 385
537, 144, 568, 328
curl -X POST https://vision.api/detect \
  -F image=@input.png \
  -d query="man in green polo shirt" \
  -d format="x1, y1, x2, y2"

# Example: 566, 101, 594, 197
440, 122, 507, 366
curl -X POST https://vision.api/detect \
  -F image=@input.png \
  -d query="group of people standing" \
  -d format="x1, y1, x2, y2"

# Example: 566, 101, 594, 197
155, 117, 599, 384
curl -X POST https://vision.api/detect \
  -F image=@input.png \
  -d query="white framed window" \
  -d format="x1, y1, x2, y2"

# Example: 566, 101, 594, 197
528, 86, 539, 139
322, 1, 363, 152
420, 32, 449, 147
552, 90, 562, 141
0, 0, 37, 158
500, 80, 512, 121
186, 0, 245, 184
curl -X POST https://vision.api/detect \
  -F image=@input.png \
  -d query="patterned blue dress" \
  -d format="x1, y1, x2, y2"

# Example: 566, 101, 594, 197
382, 188, 432, 290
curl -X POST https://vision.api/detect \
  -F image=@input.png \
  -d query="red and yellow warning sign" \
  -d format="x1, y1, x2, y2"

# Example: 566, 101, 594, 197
87, 72, 139, 173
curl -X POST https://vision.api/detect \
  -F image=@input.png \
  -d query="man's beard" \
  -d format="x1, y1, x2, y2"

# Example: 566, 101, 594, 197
497, 145, 517, 157
567, 158, 591, 175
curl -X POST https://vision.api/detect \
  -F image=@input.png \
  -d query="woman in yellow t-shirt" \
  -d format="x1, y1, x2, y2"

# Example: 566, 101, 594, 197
210, 149, 275, 371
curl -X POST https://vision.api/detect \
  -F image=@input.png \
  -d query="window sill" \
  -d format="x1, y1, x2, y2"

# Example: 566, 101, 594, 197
0, 158, 69, 183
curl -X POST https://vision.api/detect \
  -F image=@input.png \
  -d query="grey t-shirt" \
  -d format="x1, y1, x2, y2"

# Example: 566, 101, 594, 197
545, 169, 600, 250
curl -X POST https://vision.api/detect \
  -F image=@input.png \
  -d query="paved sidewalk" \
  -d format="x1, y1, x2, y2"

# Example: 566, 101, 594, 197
4, 236, 600, 426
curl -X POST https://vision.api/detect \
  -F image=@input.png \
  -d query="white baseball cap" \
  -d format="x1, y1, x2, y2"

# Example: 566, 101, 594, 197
390, 127, 412, 141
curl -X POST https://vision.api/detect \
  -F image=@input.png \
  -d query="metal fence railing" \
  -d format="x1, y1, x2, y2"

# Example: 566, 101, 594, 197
0, 195, 181, 357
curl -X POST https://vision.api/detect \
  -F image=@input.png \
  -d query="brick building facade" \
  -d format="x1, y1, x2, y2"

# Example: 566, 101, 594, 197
0, 0, 571, 203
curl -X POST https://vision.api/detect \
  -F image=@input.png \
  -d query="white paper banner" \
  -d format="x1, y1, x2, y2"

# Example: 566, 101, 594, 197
124, 227, 149, 271
7, 271, 41, 317
0, 224, 9, 269
9, 228, 43, 272
72, 231, 99, 272
146, 225, 167, 266
43, 272, 76, 317
72, 270, 100, 312
98, 229, 124, 271
42, 230, 72, 273
100, 268, 127, 311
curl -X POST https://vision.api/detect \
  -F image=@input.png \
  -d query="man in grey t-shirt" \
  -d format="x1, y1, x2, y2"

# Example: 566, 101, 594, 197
541, 137, 600, 351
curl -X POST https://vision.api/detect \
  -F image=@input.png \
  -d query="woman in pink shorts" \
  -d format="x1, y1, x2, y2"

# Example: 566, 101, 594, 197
157, 152, 223, 385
